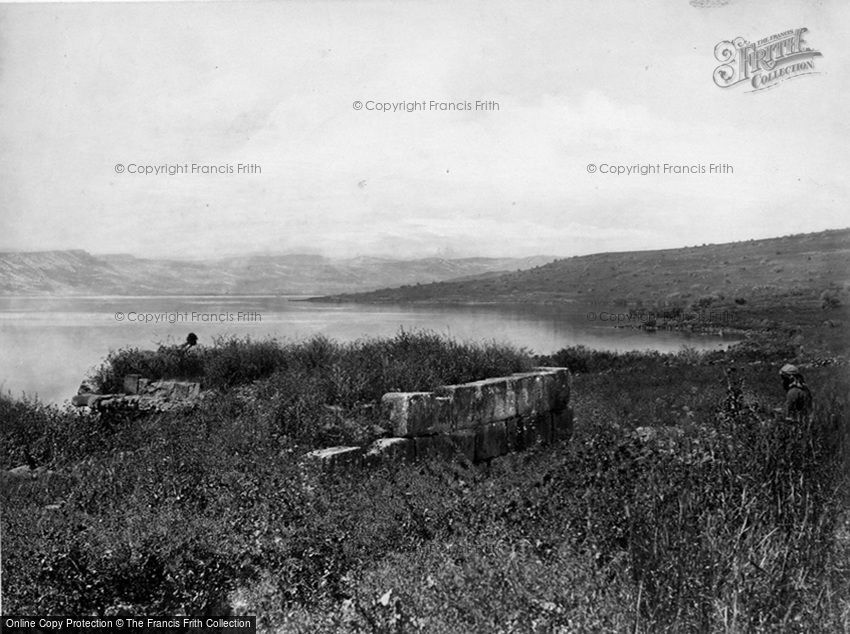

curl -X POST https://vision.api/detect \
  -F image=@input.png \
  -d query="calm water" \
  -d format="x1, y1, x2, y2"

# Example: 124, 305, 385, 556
0, 296, 734, 404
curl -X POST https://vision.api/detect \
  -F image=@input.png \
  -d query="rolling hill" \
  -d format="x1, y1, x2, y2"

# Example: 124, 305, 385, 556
316, 229, 850, 310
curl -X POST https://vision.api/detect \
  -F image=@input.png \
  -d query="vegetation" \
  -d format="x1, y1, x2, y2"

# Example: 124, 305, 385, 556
2, 326, 849, 631
6, 332, 532, 465
91, 331, 532, 396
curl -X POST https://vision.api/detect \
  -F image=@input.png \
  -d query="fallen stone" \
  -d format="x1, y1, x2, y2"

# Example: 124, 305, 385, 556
71, 393, 106, 408
364, 438, 415, 466
3, 465, 56, 483
303, 446, 364, 471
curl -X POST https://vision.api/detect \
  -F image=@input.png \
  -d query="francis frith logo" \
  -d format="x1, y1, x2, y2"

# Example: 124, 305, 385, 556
713, 28, 822, 92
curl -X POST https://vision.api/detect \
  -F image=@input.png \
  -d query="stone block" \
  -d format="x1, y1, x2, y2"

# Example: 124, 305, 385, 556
521, 413, 552, 447
534, 367, 571, 412
123, 374, 141, 394
175, 381, 201, 400
381, 392, 437, 437
505, 417, 521, 452
511, 373, 547, 417
478, 377, 516, 421
303, 446, 364, 472
551, 406, 574, 442
447, 430, 477, 462
475, 420, 508, 461
433, 396, 454, 429
72, 393, 102, 408
415, 435, 460, 461
435, 383, 481, 430
436, 378, 515, 430
147, 381, 171, 398
364, 438, 415, 466
146, 380, 200, 400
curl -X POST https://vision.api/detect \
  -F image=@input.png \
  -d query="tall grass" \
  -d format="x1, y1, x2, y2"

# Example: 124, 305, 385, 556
1, 336, 848, 631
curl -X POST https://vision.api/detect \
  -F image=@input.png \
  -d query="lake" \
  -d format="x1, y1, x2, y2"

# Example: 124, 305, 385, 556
0, 296, 735, 404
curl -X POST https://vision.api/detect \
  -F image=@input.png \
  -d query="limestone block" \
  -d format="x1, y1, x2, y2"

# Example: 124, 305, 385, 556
5, 465, 55, 481
123, 374, 141, 395
447, 430, 477, 462
72, 394, 103, 408
475, 420, 508, 461
437, 378, 516, 430
433, 396, 454, 429
534, 367, 571, 412
520, 413, 552, 447
147, 381, 171, 398
381, 392, 437, 437
364, 438, 415, 466
435, 383, 481, 429
147, 380, 199, 400
303, 446, 364, 471
174, 381, 201, 399
478, 377, 517, 421
511, 373, 547, 417
505, 417, 521, 452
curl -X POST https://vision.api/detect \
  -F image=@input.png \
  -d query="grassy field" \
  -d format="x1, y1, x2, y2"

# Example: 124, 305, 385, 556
2, 316, 848, 631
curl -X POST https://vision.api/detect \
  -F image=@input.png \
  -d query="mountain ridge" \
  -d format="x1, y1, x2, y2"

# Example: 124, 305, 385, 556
0, 251, 556, 296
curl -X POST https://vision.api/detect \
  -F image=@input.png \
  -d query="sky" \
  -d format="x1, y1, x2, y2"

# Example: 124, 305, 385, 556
0, 0, 848, 259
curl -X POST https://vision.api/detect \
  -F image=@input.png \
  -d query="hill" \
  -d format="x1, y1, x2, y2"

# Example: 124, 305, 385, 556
316, 229, 850, 311
0, 251, 555, 296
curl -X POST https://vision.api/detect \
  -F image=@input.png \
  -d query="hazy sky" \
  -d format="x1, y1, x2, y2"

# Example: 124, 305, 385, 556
0, 0, 847, 259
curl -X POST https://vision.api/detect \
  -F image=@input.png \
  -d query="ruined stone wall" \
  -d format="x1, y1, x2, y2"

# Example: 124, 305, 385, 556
71, 374, 201, 412
305, 367, 573, 470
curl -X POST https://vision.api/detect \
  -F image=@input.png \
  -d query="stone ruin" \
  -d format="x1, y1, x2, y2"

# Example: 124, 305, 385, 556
304, 367, 573, 470
68, 367, 573, 466
71, 374, 202, 413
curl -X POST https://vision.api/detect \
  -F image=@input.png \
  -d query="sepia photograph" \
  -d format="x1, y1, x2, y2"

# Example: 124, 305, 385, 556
1, 0, 848, 631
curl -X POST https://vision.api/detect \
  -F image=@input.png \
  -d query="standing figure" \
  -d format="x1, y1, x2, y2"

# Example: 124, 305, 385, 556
779, 364, 813, 422
179, 332, 198, 354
